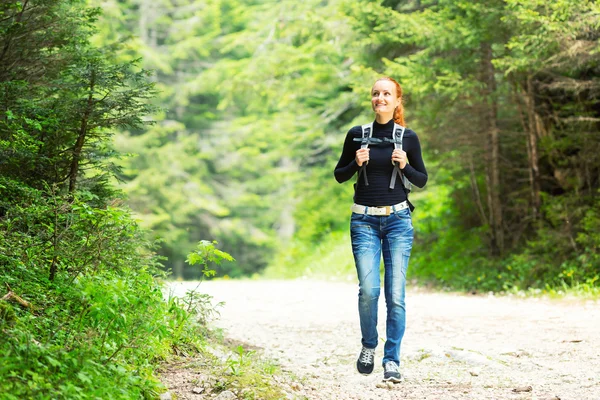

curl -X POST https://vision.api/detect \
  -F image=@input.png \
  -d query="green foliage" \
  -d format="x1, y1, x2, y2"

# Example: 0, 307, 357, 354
1, 1, 157, 198
496, 193, 600, 292
226, 345, 256, 376
92, 0, 358, 278
186, 240, 235, 279
0, 301, 16, 326
265, 230, 355, 280
330, 0, 599, 293
0, 1, 216, 397
89, 0, 598, 295
182, 342, 285, 400
0, 181, 210, 399
408, 181, 490, 289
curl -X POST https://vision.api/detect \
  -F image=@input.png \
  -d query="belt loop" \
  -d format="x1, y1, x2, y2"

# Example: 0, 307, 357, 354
364, 206, 368, 214
392, 205, 396, 213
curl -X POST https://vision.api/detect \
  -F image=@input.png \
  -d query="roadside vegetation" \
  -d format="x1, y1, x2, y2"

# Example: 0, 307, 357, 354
0, 2, 280, 397
1, 0, 598, 397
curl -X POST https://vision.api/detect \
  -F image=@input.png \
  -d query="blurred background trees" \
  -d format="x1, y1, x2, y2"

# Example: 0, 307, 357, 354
22, 0, 592, 289
87, 0, 598, 290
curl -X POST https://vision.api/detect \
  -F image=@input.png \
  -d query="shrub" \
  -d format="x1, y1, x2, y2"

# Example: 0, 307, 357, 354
0, 180, 212, 399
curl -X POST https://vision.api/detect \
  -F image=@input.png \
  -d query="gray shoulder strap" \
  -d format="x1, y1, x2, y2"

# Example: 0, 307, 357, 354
361, 123, 373, 149
392, 123, 406, 149
390, 123, 409, 191
357, 123, 373, 186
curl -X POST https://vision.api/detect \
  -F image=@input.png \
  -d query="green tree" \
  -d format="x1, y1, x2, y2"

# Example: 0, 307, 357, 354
84, 0, 599, 291
1, 1, 211, 398
339, 0, 600, 290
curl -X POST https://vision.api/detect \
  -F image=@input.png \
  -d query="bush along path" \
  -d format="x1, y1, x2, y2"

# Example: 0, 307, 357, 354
158, 335, 294, 400
166, 280, 600, 400
159, 243, 297, 400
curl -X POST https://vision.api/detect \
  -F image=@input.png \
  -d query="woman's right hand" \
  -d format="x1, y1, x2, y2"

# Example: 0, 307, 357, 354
355, 148, 370, 167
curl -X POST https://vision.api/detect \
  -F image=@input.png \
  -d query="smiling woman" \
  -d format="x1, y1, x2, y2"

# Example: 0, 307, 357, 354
371, 79, 405, 126
333, 76, 428, 383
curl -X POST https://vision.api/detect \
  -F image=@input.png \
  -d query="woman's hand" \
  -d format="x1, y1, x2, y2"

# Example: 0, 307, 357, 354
391, 149, 407, 169
355, 148, 370, 167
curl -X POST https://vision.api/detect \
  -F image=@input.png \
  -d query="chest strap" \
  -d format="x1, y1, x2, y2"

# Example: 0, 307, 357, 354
353, 123, 409, 190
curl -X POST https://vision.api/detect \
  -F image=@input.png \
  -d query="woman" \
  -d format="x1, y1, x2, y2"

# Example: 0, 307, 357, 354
334, 77, 427, 382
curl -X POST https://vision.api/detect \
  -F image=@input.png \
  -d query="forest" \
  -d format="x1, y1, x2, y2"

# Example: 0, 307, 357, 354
91, 0, 599, 292
1, 0, 598, 398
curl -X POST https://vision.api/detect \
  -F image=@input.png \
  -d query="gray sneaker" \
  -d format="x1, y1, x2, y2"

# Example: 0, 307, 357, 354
356, 346, 375, 375
383, 361, 402, 383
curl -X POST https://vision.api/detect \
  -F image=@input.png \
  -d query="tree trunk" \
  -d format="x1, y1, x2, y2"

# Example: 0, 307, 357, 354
525, 76, 541, 219
0, 0, 29, 74
469, 156, 488, 229
173, 259, 184, 280
276, 157, 296, 242
480, 42, 504, 255
69, 67, 96, 193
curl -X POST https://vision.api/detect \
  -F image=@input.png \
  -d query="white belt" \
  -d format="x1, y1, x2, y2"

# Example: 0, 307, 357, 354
351, 201, 409, 216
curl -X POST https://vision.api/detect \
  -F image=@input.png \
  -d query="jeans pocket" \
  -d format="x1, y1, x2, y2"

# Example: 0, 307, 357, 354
392, 208, 411, 221
391, 210, 414, 237
351, 212, 366, 222
350, 220, 373, 258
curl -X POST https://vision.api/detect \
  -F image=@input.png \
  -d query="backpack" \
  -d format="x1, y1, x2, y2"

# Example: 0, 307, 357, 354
354, 122, 412, 193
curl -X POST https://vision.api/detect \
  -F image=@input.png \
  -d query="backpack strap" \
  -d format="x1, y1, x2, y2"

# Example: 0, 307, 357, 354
399, 127, 412, 193
389, 123, 406, 190
356, 123, 373, 186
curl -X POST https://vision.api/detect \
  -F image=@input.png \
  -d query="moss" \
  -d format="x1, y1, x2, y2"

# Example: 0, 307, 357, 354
0, 301, 16, 326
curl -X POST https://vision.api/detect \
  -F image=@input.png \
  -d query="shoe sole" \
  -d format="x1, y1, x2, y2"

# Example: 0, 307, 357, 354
382, 376, 403, 383
357, 362, 374, 375
357, 367, 374, 375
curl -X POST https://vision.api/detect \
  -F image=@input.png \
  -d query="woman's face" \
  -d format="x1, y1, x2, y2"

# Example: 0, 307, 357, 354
371, 80, 400, 116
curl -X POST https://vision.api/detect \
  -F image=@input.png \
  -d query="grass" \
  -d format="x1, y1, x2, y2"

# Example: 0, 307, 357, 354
160, 333, 297, 399
263, 231, 355, 281
264, 229, 600, 300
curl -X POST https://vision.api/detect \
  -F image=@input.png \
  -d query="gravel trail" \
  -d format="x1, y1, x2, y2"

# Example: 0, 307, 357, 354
168, 280, 600, 400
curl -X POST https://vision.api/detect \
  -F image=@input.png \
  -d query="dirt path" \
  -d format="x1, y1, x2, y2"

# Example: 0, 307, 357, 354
168, 280, 600, 400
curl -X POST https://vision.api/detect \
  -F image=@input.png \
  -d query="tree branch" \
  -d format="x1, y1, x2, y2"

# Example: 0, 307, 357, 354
1, 283, 33, 309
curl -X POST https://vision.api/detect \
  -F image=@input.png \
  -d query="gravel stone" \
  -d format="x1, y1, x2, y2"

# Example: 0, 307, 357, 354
214, 390, 236, 400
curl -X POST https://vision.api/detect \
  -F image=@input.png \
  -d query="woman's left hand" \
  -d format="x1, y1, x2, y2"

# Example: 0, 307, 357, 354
391, 149, 407, 169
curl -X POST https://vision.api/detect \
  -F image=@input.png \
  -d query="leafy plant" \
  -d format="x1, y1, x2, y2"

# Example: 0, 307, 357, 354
186, 240, 235, 279
226, 345, 256, 377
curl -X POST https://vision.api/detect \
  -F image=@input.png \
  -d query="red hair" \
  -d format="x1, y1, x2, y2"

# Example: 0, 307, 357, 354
374, 77, 405, 127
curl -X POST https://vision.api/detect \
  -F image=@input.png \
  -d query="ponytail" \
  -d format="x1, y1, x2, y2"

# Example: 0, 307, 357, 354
394, 101, 405, 127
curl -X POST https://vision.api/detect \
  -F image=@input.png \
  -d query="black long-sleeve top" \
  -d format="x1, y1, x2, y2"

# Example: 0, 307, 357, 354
334, 119, 428, 206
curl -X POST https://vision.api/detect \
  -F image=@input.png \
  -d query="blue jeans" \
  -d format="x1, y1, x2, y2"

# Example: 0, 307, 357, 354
350, 207, 414, 366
